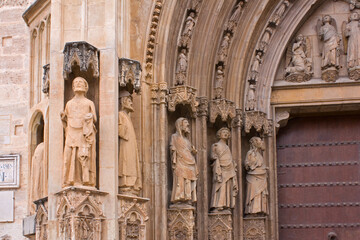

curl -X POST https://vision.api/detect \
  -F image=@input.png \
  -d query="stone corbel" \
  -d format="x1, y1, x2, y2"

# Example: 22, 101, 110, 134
243, 111, 273, 136
168, 85, 199, 116
232, 109, 243, 128
196, 97, 208, 117
63, 41, 100, 80
42, 64, 50, 95
119, 58, 142, 94
275, 110, 290, 133
209, 98, 236, 123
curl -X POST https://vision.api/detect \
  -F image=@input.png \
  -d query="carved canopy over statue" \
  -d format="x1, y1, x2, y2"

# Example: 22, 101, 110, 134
118, 90, 142, 195
245, 137, 268, 215
61, 77, 97, 188
170, 117, 198, 205
210, 128, 238, 211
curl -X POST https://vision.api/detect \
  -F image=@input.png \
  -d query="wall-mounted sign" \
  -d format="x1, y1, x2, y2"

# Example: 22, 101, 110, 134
0, 154, 20, 188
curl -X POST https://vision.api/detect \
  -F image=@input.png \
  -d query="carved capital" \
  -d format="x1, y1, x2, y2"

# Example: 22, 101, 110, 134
151, 82, 168, 105
119, 58, 142, 94
42, 64, 50, 95
244, 217, 266, 240
168, 85, 199, 115
208, 212, 233, 240
63, 41, 99, 80
168, 206, 195, 240
118, 194, 149, 240
243, 111, 273, 136
209, 98, 236, 123
197, 97, 208, 117
232, 109, 243, 128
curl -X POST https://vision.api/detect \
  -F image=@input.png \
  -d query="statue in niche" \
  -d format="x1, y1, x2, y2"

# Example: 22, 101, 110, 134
218, 33, 231, 62
250, 51, 263, 81
317, 15, 340, 81
259, 27, 273, 52
30, 142, 47, 203
61, 77, 97, 187
245, 137, 268, 215
180, 12, 196, 47
175, 49, 188, 85
245, 84, 256, 111
170, 117, 198, 205
118, 90, 142, 195
269, 0, 290, 26
343, 12, 360, 80
227, 0, 246, 30
285, 34, 313, 82
210, 128, 238, 212
214, 65, 225, 99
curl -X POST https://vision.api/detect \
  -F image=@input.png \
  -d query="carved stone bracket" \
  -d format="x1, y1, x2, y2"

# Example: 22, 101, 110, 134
232, 109, 243, 128
63, 41, 100, 80
168, 206, 195, 240
275, 110, 290, 133
243, 111, 273, 136
208, 212, 233, 240
118, 194, 149, 240
244, 217, 266, 240
168, 85, 199, 115
209, 98, 236, 123
34, 197, 48, 240
42, 64, 50, 95
196, 97, 208, 117
119, 58, 142, 94
56, 187, 107, 240
322, 67, 338, 82
151, 82, 168, 105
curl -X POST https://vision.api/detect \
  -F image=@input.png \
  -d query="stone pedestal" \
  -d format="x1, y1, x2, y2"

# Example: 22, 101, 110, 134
55, 187, 107, 240
208, 211, 233, 240
321, 67, 338, 82
349, 66, 360, 80
243, 216, 266, 240
118, 194, 149, 240
168, 205, 195, 240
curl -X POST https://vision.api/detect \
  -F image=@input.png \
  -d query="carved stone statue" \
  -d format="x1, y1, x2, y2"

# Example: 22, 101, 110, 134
170, 117, 198, 205
218, 33, 231, 62
180, 12, 196, 47
245, 137, 268, 215
210, 128, 238, 211
269, 0, 289, 26
318, 15, 340, 81
61, 77, 97, 187
259, 27, 273, 52
30, 142, 47, 203
227, 0, 245, 30
245, 84, 256, 111
250, 52, 263, 80
214, 65, 224, 99
118, 90, 142, 195
344, 12, 360, 79
175, 49, 188, 85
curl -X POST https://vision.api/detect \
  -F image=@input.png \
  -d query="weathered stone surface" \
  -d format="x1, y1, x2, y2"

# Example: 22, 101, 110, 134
0, 191, 14, 222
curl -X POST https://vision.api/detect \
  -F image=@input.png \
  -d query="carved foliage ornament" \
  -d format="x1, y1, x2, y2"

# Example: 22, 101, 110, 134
151, 82, 168, 105
63, 41, 100, 80
119, 58, 142, 94
0, 0, 28, 8
244, 111, 273, 136
168, 85, 199, 115
168, 208, 195, 240
209, 99, 236, 123
208, 213, 232, 240
244, 218, 266, 240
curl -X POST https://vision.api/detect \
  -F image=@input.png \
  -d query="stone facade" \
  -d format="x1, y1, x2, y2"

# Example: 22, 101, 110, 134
1, 0, 360, 239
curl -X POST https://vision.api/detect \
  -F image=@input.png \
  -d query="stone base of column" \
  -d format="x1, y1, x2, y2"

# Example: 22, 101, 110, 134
168, 204, 195, 240
208, 210, 233, 240
243, 216, 266, 240
55, 186, 107, 240
118, 194, 149, 240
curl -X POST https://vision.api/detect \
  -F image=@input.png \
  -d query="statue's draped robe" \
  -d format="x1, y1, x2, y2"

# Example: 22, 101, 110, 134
118, 111, 142, 192
346, 20, 360, 68
31, 142, 47, 202
245, 149, 268, 214
210, 141, 237, 209
319, 23, 339, 68
63, 97, 96, 187
170, 133, 198, 202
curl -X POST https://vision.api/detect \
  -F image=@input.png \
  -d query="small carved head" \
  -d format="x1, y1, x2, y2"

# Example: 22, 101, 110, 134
322, 15, 331, 24
216, 127, 231, 140
175, 117, 190, 136
296, 34, 304, 42
350, 12, 359, 21
119, 90, 134, 112
249, 136, 265, 151
72, 77, 89, 94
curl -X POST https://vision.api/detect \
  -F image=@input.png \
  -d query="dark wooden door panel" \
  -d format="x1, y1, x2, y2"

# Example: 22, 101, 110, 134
277, 116, 360, 240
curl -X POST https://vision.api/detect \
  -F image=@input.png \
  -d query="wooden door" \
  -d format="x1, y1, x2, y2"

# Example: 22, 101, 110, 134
277, 116, 360, 240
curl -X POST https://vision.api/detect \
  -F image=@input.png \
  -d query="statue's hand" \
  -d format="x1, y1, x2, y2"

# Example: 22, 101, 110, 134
85, 113, 93, 121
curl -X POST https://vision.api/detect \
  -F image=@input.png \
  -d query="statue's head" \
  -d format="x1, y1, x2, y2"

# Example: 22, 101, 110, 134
296, 34, 304, 42
72, 77, 89, 94
119, 90, 134, 112
322, 15, 331, 24
216, 127, 231, 140
249, 137, 265, 151
350, 12, 359, 21
175, 117, 190, 136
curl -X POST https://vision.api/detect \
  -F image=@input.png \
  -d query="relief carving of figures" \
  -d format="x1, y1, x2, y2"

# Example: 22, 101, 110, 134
218, 33, 231, 62
170, 118, 198, 205
214, 65, 225, 99
269, 0, 290, 26
245, 84, 256, 111
285, 34, 313, 82
30, 142, 48, 203
317, 15, 340, 81
250, 52, 263, 81
245, 137, 268, 215
210, 128, 238, 211
343, 12, 360, 80
118, 90, 142, 195
175, 49, 188, 85
180, 12, 196, 47
61, 77, 97, 187
227, 0, 246, 31
259, 27, 273, 52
